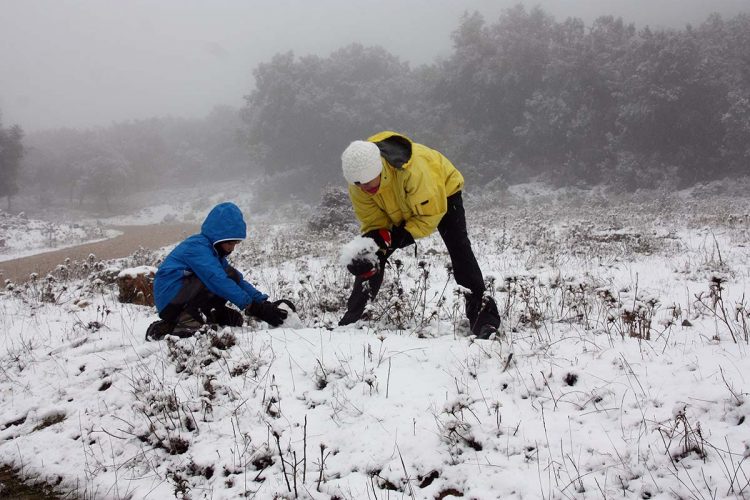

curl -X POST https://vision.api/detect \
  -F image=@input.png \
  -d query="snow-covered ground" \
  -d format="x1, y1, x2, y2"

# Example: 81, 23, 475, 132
0, 210, 120, 262
0, 181, 261, 262
1, 183, 750, 499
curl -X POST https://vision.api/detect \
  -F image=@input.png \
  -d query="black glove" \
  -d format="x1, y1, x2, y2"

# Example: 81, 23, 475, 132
347, 256, 379, 279
245, 300, 288, 326
390, 223, 415, 249
364, 225, 414, 252
272, 299, 297, 313
363, 228, 392, 252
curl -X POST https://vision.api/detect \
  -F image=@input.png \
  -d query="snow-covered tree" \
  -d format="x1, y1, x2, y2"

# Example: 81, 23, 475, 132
0, 113, 24, 210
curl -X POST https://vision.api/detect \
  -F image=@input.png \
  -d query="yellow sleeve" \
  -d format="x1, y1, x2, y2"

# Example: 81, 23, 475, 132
348, 184, 390, 234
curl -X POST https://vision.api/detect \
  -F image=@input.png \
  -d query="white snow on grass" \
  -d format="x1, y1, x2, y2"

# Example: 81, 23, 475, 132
0, 185, 749, 499
0, 180, 261, 264
0, 210, 120, 262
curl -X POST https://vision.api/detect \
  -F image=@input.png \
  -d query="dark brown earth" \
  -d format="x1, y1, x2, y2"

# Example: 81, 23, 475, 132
0, 466, 67, 499
0, 223, 198, 284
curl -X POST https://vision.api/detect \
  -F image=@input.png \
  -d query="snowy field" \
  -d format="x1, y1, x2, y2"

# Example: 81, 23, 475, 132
0, 210, 120, 262
1, 182, 750, 499
0, 181, 259, 263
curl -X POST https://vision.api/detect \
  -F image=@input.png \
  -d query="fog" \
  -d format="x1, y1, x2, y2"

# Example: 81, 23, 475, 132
1, 0, 747, 132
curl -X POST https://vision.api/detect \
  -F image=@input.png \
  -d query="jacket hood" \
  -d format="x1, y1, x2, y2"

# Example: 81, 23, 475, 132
368, 131, 413, 169
200, 202, 247, 245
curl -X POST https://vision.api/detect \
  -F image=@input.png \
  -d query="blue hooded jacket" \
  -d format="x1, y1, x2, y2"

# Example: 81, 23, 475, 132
153, 202, 268, 312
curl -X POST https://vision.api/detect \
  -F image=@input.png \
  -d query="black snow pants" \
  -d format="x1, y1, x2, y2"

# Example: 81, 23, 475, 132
159, 266, 244, 328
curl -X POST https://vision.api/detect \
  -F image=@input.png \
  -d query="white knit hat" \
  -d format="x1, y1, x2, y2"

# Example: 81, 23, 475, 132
341, 140, 382, 184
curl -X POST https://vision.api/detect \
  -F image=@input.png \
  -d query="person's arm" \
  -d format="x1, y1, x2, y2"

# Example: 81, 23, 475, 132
182, 244, 256, 309
234, 269, 269, 304
349, 184, 391, 235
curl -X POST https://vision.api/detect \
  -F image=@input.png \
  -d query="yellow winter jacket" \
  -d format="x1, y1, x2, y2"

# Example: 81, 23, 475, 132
348, 131, 464, 239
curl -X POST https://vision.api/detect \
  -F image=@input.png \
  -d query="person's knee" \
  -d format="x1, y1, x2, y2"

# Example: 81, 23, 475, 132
448, 241, 474, 258
158, 303, 181, 323
171, 274, 208, 304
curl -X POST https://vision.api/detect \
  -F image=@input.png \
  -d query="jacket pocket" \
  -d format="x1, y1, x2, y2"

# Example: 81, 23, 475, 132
413, 198, 438, 216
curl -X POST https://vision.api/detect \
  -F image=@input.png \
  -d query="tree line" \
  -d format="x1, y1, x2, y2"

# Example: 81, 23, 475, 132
0, 113, 24, 210
11, 106, 251, 210
3, 6, 749, 210
244, 6, 750, 192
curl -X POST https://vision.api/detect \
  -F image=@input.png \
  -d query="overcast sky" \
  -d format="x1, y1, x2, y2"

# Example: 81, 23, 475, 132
1, 0, 748, 132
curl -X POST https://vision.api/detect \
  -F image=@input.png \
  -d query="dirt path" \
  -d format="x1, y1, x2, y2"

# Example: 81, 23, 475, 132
0, 223, 198, 284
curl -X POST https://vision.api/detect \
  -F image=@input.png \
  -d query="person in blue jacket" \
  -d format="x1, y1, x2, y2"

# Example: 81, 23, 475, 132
146, 202, 292, 340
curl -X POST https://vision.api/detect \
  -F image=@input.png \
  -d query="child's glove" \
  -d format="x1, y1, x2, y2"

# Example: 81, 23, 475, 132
245, 300, 288, 326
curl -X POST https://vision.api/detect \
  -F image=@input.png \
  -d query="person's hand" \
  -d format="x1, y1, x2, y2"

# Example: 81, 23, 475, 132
363, 228, 392, 252
347, 256, 378, 279
271, 299, 297, 313
364, 225, 414, 252
390, 223, 414, 249
245, 300, 288, 326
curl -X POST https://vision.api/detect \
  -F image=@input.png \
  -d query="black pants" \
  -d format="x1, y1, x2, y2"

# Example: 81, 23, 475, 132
159, 267, 243, 326
340, 191, 486, 326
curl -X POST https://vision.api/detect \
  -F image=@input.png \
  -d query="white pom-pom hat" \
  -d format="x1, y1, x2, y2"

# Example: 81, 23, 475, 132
341, 140, 383, 184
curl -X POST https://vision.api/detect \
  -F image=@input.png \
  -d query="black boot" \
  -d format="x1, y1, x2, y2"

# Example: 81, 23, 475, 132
145, 320, 175, 341
471, 296, 501, 339
465, 294, 481, 327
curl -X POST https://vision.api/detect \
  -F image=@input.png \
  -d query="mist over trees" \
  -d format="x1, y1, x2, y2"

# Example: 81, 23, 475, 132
0, 114, 24, 210
18, 106, 252, 210
242, 7, 750, 192
8, 5, 750, 211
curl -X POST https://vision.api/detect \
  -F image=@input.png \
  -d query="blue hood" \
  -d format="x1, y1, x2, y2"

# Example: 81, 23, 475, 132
201, 202, 247, 245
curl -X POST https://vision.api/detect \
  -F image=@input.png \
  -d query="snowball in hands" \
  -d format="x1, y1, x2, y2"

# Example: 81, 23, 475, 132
340, 236, 379, 268
276, 301, 303, 329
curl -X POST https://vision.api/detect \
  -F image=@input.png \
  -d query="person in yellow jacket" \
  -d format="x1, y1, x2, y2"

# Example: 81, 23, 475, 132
339, 131, 500, 338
